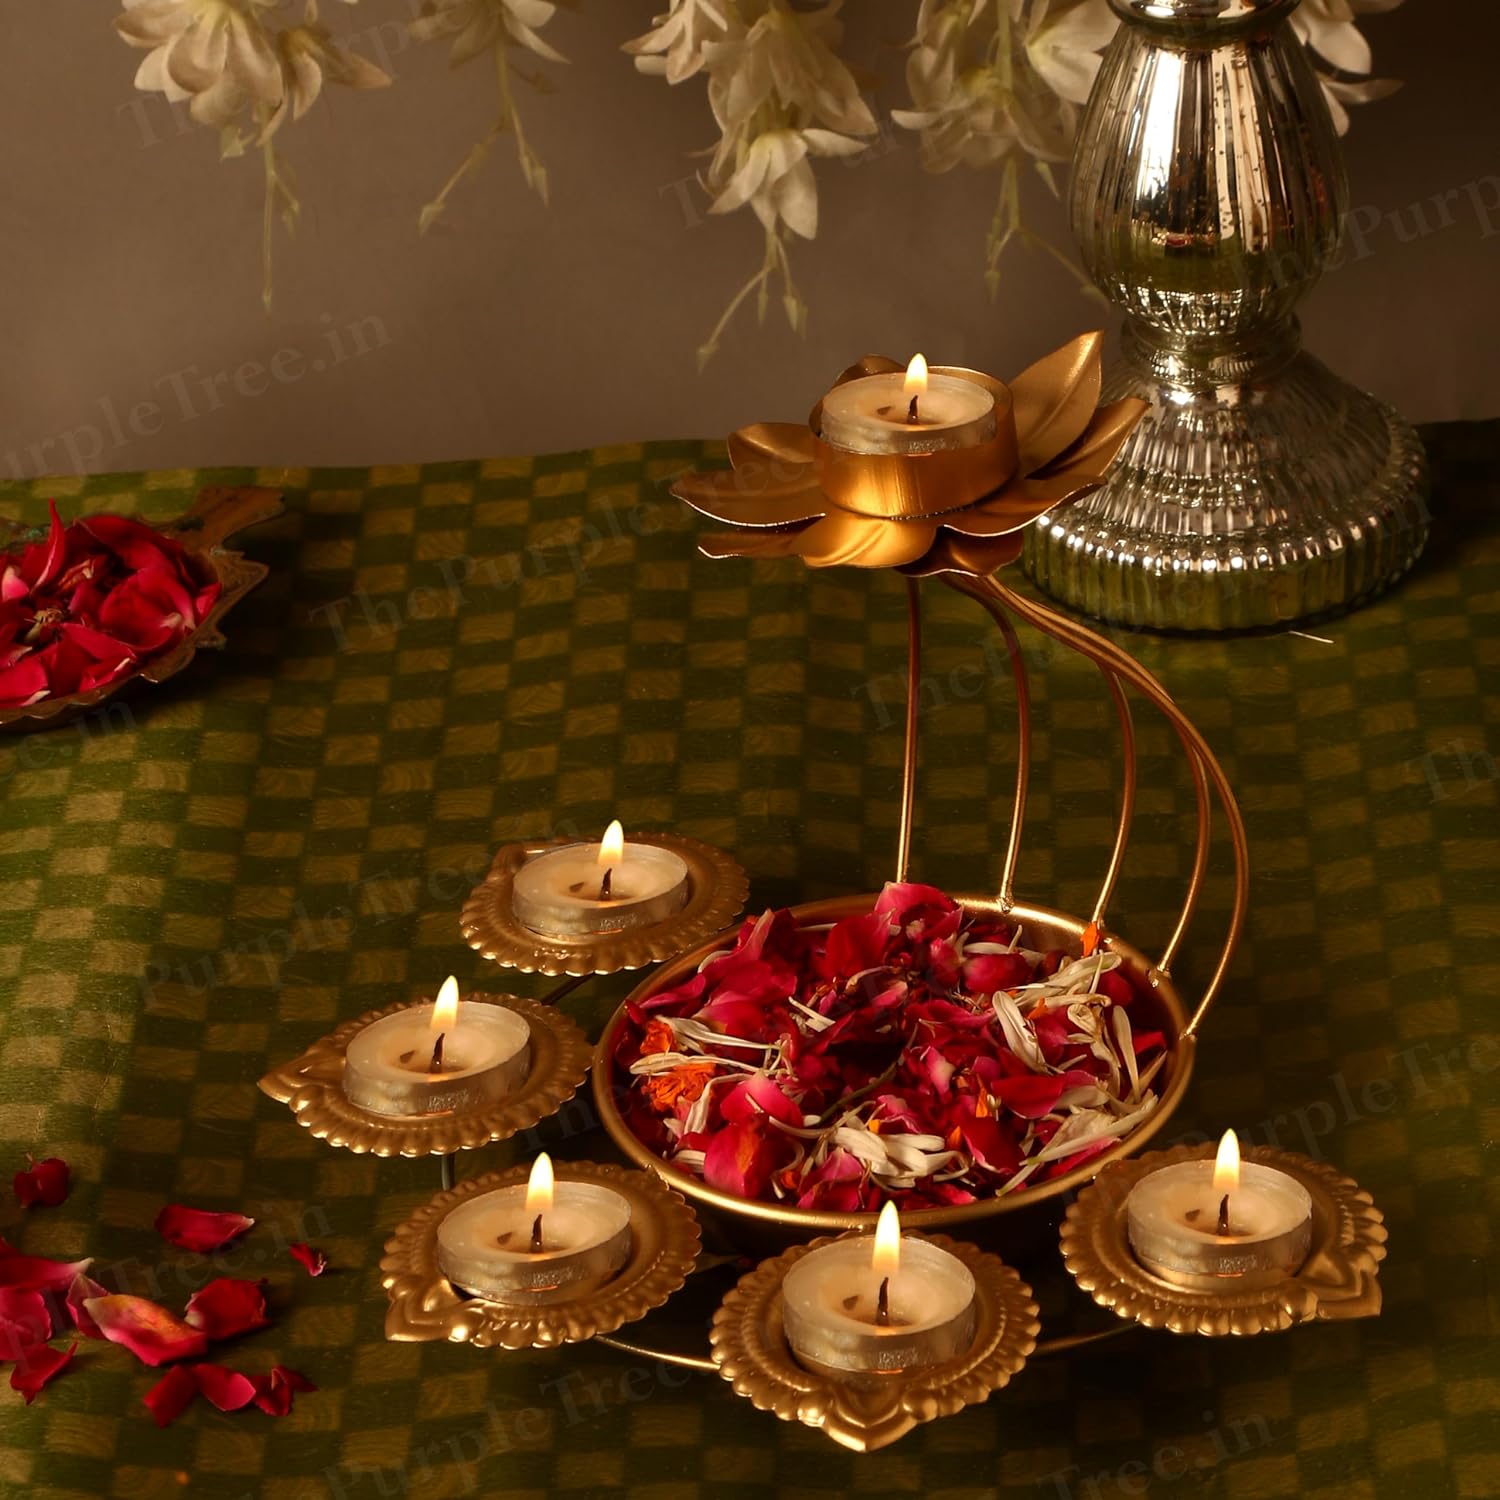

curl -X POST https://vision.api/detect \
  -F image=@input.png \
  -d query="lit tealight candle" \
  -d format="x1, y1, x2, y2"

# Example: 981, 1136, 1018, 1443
436, 1153, 634, 1303
343, 977, 531, 1117
819, 354, 997, 456
1126, 1130, 1313, 1289
781, 1203, 977, 1376
511, 821, 689, 938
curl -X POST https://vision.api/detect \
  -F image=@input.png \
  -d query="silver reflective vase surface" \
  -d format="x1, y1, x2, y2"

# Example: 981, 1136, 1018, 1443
1024, 0, 1428, 632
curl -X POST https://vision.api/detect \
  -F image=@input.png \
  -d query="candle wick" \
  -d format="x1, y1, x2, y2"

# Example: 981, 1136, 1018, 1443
1216, 1193, 1230, 1236
906, 394, 919, 424
530, 1214, 544, 1254
875, 1276, 890, 1327
429, 1032, 445, 1072
598, 866, 613, 901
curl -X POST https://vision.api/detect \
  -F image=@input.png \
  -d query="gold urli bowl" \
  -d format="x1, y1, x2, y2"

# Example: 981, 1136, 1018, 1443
593, 893, 1195, 1248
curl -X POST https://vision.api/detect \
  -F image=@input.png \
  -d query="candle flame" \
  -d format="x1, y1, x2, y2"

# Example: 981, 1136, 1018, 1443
1212, 1129, 1241, 1193
431, 975, 460, 1033
526, 1152, 555, 1214
903, 354, 929, 399
598, 820, 625, 868
872, 1200, 902, 1277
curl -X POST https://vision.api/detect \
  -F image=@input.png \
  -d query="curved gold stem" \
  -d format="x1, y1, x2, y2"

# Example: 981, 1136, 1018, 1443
895, 578, 922, 884
951, 576, 1246, 1036
596, 1332, 717, 1373
597, 1317, 1133, 1372
1160, 739, 1211, 978
946, 575, 1031, 909
1092, 671, 1136, 926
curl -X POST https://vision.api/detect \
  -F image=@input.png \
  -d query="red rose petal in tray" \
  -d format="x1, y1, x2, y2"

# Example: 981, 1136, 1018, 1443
618, 882, 1167, 1212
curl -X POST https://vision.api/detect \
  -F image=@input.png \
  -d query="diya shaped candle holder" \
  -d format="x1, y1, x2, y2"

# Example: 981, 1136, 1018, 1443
709, 1231, 1040, 1453
257, 990, 591, 1158
1060, 1142, 1387, 1336
462, 830, 748, 977
381, 1159, 701, 1350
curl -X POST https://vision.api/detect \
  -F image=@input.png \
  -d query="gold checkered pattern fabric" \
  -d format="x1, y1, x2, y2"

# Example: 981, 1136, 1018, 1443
0, 426, 1493, 1499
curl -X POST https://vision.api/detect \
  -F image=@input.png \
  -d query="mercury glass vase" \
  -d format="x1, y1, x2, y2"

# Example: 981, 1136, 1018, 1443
1024, 0, 1429, 631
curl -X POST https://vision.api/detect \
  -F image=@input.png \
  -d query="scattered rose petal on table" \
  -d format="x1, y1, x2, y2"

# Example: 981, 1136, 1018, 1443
10, 1341, 75, 1404
0, 1255, 93, 1294
85, 1295, 209, 1367
250, 1366, 316, 1417
65, 1274, 108, 1339
183, 1278, 269, 1340
144, 1365, 199, 1428
194, 1364, 258, 1412
13, 1156, 70, 1209
0, 1288, 51, 1361
288, 1243, 328, 1278
154, 1205, 255, 1254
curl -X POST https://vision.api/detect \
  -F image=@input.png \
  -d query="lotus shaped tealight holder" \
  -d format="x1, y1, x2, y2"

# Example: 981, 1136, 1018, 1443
592, 333, 1250, 1246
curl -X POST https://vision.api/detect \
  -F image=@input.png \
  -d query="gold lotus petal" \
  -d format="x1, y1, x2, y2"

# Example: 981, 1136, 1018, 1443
727, 421, 819, 470
796, 513, 938, 569
1034, 397, 1149, 480
672, 469, 825, 528
1010, 331, 1105, 474
834, 354, 903, 385
942, 480, 1084, 537
698, 527, 816, 561
899, 531, 1025, 579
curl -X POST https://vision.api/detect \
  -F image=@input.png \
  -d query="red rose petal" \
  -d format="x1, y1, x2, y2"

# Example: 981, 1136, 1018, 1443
288, 1243, 328, 1278
144, 1365, 199, 1428
194, 1363, 258, 1412
249, 1366, 316, 1417
84, 1295, 210, 1367
0, 653, 50, 709
0, 1288, 51, 1361
66, 1273, 109, 1339
10, 1341, 75, 1404
183, 1278, 268, 1340
155, 1205, 255, 1254
0, 1255, 93, 1294
14, 1155, 70, 1209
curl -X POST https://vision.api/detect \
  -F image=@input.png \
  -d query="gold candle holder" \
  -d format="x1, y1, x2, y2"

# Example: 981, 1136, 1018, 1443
709, 1233, 1039, 1453
382, 1160, 701, 1350
257, 992, 590, 1158
461, 832, 748, 977
1060, 1143, 1387, 1335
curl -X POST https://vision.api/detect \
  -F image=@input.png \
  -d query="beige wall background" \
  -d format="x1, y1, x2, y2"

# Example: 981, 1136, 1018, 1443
2, 2, 1496, 479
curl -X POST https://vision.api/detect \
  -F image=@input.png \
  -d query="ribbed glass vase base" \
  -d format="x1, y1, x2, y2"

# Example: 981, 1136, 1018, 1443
1024, 352, 1429, 632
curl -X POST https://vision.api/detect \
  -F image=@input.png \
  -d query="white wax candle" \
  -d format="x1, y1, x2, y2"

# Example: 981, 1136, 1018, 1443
511, 825, 688, 938
781, 1206, 976, 1375
820, 357, 996, 456
343, 991, 530, 1117
437, 1163, 633, 1303
1126, 1133, 1312, 1285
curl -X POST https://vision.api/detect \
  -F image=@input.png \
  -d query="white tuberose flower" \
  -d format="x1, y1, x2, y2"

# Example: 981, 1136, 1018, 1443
894, 0, 1114, 174
1289, 0, 1403, 135
625, 0, 731, 84
115, 0, 284, 127
410, 0, 565, 66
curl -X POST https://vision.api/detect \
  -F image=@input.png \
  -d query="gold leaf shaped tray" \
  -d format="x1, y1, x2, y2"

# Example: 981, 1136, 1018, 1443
382, 1160, 702, 1349
461, 833, 749, 976
0, 486, 284, 733
257, 992, 591, 1157
1060, 1143, 1388, 1335
709, 1234, 1040, 1453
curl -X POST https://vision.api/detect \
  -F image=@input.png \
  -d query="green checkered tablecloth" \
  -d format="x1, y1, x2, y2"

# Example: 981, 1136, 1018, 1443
0, 425, 1493, 1500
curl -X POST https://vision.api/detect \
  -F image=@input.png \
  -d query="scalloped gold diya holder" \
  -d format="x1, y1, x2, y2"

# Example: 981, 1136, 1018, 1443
257, 991, 591, 1159
461, 832, 749, 977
